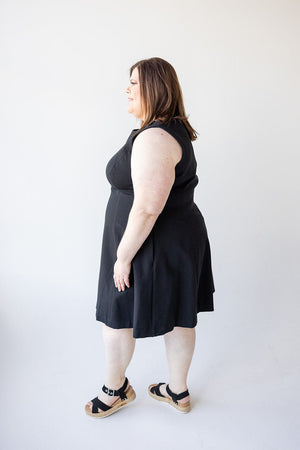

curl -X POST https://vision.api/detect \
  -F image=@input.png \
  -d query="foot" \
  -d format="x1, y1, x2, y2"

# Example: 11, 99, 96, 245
86, 380, 131, 413
156, 383, 190, 405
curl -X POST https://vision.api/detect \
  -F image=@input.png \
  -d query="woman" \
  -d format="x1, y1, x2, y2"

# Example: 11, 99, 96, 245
85, 57, 215, 418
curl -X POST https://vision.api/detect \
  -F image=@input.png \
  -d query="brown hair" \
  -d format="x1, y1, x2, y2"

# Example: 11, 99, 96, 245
129, 57, 199, 141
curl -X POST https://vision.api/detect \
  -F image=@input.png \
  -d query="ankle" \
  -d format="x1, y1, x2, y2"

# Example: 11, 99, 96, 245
168, 382, 188, 395
104, 376, 126, 390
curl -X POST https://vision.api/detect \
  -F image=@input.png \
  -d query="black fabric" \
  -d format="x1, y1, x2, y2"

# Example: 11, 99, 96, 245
96, 118, 215, 338
91, 396, 111, 413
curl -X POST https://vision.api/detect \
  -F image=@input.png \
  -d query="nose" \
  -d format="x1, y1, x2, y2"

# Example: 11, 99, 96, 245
125, 85, 130, 94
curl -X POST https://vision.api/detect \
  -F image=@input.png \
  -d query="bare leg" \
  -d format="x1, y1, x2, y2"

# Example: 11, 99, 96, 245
158, 326, 196, 404
87, 324, 136, 412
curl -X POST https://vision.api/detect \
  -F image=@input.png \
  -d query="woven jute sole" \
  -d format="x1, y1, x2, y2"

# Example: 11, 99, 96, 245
148, 384, 191, 413
85, 386, 136, 418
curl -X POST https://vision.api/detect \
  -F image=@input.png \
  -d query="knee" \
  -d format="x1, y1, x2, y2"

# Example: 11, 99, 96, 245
102, 324, 134, 339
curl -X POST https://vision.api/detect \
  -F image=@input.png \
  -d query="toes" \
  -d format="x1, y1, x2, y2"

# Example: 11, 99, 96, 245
86, 401, 93, 411
86, 401, 102, 413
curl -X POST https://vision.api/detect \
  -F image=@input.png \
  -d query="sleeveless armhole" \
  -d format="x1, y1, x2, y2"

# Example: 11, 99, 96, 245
131, 122, 186, 169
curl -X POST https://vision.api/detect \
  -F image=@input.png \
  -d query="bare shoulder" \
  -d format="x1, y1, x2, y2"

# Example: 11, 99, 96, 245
132, 127, 182, 165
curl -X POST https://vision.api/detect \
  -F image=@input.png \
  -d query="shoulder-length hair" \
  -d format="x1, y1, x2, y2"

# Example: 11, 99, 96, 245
130, 57, 198, 141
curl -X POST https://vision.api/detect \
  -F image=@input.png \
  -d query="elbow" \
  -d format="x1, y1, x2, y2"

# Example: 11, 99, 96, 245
140, 207, 161, 217
132, 203, 162, 218
142, 208, 161, 217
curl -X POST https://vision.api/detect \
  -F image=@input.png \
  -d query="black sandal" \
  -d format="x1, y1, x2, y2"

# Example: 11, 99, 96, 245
148, 382, 191, 413
85, 377, 136, 418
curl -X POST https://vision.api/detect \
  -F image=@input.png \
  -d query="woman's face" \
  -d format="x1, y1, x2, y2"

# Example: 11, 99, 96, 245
125, 67, 143, 120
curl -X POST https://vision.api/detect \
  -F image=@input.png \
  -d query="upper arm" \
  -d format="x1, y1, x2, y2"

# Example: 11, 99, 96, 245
131, 128, 182, 216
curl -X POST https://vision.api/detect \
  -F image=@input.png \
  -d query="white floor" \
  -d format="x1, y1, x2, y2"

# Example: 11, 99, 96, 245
1, 304, 299, 450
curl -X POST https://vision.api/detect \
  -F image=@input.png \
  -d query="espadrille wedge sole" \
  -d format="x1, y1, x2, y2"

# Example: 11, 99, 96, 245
148, 382, 191, 413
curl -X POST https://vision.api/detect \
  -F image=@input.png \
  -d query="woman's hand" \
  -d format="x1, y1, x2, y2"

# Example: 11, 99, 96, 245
113, 258, 131, 292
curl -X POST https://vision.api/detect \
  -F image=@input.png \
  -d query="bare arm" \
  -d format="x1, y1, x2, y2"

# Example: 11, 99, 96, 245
113, 127, 182, 291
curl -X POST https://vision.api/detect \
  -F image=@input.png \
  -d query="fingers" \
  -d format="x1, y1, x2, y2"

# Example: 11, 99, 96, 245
124, 276, 130, 288
113, 275, 130, 292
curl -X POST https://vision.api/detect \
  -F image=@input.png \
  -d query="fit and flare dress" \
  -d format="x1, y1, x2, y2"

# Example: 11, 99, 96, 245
96, 118, 215, 338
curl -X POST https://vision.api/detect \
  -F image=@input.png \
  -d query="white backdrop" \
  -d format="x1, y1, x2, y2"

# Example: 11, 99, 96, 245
1, 1, 299, 449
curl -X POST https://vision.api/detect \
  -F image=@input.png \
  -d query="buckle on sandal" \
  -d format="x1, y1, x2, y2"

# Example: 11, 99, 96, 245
102, 385, 115, 396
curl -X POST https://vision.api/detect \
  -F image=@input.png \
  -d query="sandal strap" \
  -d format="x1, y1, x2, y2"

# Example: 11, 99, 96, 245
101, 377, 129, 401
166, 384, 189, 405
91, 396, 111, 414
151, 382, 165, 397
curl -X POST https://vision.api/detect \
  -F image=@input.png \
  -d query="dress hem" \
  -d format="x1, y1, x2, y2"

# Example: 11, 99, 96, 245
95, 309, 214, 339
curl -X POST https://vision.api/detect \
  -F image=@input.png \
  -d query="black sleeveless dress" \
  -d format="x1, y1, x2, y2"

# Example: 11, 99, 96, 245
95, 118, 215, 338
